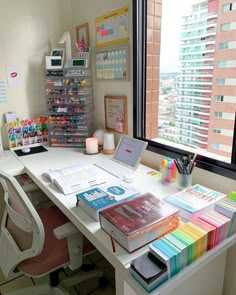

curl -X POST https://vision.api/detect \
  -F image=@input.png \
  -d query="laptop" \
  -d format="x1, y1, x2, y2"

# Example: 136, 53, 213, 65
94, 136, 148, 179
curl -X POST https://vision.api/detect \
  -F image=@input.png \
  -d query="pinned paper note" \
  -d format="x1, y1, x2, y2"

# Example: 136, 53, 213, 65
6, 66, 21, 86
0, 81, 7, 102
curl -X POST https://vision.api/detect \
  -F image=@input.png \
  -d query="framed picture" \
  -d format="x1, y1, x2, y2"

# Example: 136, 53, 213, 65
104, 96, 128, 134
76, 23, 90, 48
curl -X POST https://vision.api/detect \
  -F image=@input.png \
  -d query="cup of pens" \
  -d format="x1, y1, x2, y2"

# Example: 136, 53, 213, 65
174, 155, 196, 190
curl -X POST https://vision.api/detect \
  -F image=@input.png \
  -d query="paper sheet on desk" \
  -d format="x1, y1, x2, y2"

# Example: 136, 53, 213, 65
43, 164, 107, 195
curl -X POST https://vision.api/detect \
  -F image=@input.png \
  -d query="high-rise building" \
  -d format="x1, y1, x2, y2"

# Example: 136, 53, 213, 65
176, 0, 217, 151
208, 0, 236, 158
176, 0, 236, 160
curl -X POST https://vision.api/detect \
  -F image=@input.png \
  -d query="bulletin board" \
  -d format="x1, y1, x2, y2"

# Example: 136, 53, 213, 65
95, 43, 129, 81
95, 5, 129, 47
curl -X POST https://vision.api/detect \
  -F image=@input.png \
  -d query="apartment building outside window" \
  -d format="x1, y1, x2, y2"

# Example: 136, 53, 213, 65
133, 0, 236, 179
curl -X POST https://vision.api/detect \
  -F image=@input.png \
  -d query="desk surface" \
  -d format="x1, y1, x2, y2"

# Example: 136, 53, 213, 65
4, 145, 236, 295
0, 150, 24, 176
12, 145, 178, 272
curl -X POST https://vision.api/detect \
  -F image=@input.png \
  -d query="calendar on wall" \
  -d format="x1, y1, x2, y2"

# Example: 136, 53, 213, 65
95, 5, 129, 47
95, 43, 129, 81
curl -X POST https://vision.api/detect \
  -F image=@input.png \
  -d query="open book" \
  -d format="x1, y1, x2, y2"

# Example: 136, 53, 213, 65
43, 164, 107, 195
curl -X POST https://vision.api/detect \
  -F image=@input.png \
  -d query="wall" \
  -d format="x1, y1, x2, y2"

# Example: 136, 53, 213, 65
0, 0, 73, 148
70, 0, 133, 136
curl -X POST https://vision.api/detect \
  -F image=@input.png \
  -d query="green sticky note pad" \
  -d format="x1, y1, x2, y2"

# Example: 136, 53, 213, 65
228, 191, 236, 202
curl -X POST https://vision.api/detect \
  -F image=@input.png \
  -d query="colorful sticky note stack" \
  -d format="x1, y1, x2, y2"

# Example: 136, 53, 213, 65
149, 238, 181, 278
196, 210, 231, 247
149, 219, 211, 278
191, 217, 216, 250
214, 197, 236, 237
169, 228, 195, 265
178, 223, 207, 261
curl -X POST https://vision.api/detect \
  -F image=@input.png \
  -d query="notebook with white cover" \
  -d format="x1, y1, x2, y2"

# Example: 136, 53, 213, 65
94, 136, 147, 178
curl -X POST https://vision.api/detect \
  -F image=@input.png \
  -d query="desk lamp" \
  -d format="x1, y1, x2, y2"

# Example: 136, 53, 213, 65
59, 32, 72, 67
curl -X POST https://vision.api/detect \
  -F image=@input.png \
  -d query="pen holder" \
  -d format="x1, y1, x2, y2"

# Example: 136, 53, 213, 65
177, 173, 192, 190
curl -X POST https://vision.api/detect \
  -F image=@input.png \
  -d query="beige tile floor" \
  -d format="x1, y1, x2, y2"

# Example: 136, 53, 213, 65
0, 250, 116, 295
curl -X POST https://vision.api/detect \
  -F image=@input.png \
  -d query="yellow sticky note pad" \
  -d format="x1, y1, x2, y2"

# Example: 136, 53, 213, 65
147, 170, 160, 178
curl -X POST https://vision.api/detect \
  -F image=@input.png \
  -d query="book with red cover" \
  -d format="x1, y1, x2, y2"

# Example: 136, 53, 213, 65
99, 192, 180, 252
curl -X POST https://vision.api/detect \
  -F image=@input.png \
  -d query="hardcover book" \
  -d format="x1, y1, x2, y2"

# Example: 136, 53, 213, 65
163, 184, 226, 221
99, 192, 180, 252
76, 181, 140, 221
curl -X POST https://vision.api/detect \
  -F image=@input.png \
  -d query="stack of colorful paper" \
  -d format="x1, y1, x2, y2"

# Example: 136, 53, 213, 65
191, 217, 216, 250
169, 228, 196, 265
149, 238, 181, 278
149, 221, 208, 279
193, 210, 231, 247
177, 223, 207, 261
164, 232, 188, 270
214, 198, 236, 237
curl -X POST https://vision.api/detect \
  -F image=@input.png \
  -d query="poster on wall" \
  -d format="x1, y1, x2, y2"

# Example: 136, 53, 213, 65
104, 95, 127, 134
95, 5, 129, 47
95, 43, 129, 81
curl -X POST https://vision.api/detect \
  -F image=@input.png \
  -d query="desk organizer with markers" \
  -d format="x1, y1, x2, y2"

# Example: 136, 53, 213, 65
6, 117, 48, 149
45, 67, 94, 147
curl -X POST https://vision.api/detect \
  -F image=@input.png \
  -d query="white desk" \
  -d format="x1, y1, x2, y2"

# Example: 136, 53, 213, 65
4, 146, 236, 295
0, 150, 24, 176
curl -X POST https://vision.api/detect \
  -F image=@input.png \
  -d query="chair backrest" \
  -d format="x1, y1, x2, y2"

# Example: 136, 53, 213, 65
0, 171, 45, 279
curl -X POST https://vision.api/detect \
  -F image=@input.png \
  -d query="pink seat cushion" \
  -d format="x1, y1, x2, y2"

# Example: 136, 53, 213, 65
18, 206, 70, 276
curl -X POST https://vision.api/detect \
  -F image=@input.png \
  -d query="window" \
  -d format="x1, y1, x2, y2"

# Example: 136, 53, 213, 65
221, 23, 231, 31
211, 143, 220, 149
219, 42, 229, 49
215, 112, 223, 118
133, 0, 236, 180
216, 79, 225, 85
213, 128, 221, 134
222, 3, 232, 12
218, 61, 227, 68
215, 95, 224, 101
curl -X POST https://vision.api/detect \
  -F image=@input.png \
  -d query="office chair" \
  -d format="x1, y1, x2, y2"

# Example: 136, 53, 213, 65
0, 171, 104, 295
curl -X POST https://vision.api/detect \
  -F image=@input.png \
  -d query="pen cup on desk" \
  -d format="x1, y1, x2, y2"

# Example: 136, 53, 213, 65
177, 172, 192, 190
174, 155, 196, 190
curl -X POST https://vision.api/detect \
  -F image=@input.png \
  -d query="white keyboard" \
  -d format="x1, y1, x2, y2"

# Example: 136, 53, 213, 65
94, 159, 134, 179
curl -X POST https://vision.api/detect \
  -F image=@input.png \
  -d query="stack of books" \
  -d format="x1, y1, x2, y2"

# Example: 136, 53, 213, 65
99, 192, 180, 252
214, 197, 236, 237
163, 184, 226, 221
76, 181, 140, 221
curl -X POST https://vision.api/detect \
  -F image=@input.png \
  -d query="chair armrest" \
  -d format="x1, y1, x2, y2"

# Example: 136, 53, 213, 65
54, 221, 83, 271
53, 222, 78, 239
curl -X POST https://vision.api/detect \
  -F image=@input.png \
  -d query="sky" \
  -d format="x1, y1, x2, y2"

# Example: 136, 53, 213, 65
160, 0, 195, 73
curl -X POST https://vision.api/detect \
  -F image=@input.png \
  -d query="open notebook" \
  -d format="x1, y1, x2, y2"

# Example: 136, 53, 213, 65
94, 136, 147, 179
